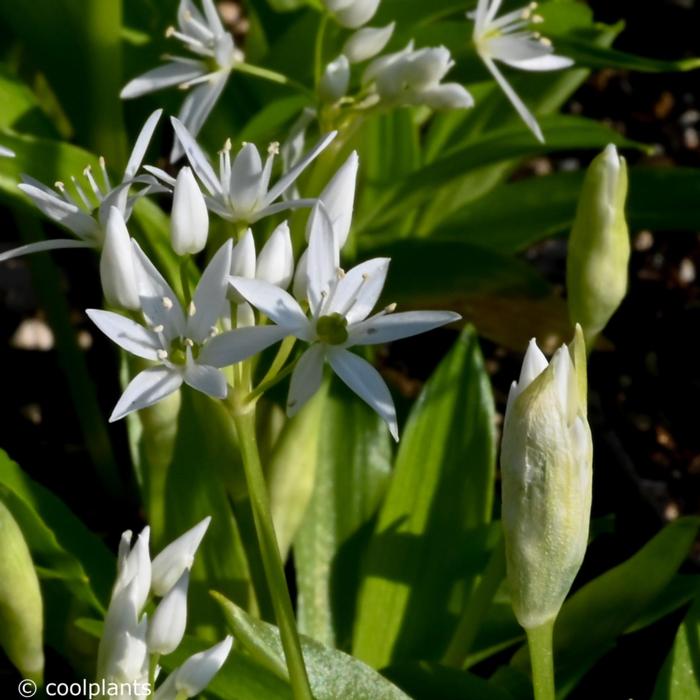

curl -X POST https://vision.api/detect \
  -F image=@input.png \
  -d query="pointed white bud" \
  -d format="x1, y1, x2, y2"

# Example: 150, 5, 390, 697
326, 0, 380, 28
114, 526, 151, 616
228, 229, 257, 303
171, 167, 209, 255
100, 206, 140, 310
320, 55, 350, 102
417, 83, 474, 109
343, 22, 395, 63
175, 636, 233, 697
292, 248, 309, 302
256, 222, 294, 289
151, 518, 211, 597
318, 151, 358, 250
236, 301, 256, 329
148, 570, 189, 655
111, 614, 148, 682
517, 338, 549, 393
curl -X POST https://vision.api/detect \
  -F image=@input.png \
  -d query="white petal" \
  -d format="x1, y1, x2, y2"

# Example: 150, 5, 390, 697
418, 83, 474, 109
188, 240, 232, 342
265, 131, 337, 204
0, 145, 15, 158
0, 239, 94, 263
100, 206, 140, 310
171, 117, 224, 195
343, 23, 395, 64
229, 142, 264, 214
517, 337, 548, 391
249, 197, 318, 222
175, 637, 233, 696
327, 348, 398, 440
306, 202, 339, 316
199, 325, 290, 368
143, 165, 177, 188
482, 56, 544, 143
320, 54, 350, 102
287, 344, 326, 416
183, 350, 227, 398
148, 570, 189, 655
131, 240, 187, 338
124, 109, 164, 179
201, 0, 225, 35
111, 366, 183, 422
292, 248, 309, 302
334, 0, 380, 28
171, 166, 209, 255
116, 526, 152, 615
229, 277, 308, 331
231, 228, 256, 278
317, 151, 358, 249
506, 54, 574, 72
348, 310, 461, 346
120, 62, 207, 99
151, 517, 211, 597
327, 257, 389, 323
170, 74, 229, 162
256, 221, 294, 289
86, 309, 160, 360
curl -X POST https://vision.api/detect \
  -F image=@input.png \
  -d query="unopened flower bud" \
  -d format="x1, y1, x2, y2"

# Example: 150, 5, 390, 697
419, 83, 474, 109
292, 248, 309, 301
343, 23, 395, 63
171, 166, 209, 255
567, 144, 630, 347
318, 151, 358, 250
256, 222, 294, 289
501, 326, 592, 630
325, 0, 380, 28
0, 501, 44, 683
148, 570, 189, 655
100, 206, 140, 310
320, 55, 351, 103
174, 636, 233, 696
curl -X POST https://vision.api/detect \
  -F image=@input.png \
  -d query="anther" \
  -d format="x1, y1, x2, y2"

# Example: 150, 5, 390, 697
162, 296, 174, 309
165, 26, 176, 37
188, 301, 197, 316
268, 141, 280, 156
539, 36, 552, 46
153, 324, 165, 333
384, 303, 397, 313
54, 181, 65, 191
157, 349, 169, 360
184, 338, 195, 347
337, 268, 346, 279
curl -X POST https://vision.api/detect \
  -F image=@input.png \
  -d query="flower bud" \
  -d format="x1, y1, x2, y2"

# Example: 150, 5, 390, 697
113, 526, 151, 616
320, 55, 351, 103
325, 0, 380, 28
151, 517, 210, 597
174, 636, 233, 696
148, 570, 189, 655
343, 23, 395, 63
318, 151, 358, 250
0, 500, 44, 683
100, 206, 140, 310
501, 326, 592, 630
567, 144, 630, 347
418, 83, 474, 110
171, 167, 209, 256
256, 222, 294, 289
292, 248, 309, 301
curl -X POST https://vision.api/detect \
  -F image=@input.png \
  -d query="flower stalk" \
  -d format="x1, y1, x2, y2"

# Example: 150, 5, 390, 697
526, 620, 556, 700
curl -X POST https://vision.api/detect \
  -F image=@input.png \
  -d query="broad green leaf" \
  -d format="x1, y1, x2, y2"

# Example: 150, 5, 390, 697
214, 593, 411, 699
653, 594, 700, 700
353, 327, 496, 667
0, 69, 59, 138
294, 383, 392, 647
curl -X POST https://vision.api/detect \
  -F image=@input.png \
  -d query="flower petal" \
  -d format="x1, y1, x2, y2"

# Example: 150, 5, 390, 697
287, 344, 325, 416
327, 348, 398, 440
317, 151, 358, 249
229, 277, 308, 332
86, 309, 161, 360
111, 366, 183, 421
183, 349, 227, 398
306, 202, 339, 317
0, 239, 94, 263
229, 142, 264, 215
199, 325, 290, 368
505, 54, 574, 72
171, 117, 224, 196
120, 62, 207, 99
326, 257, 389, 323
348, 310, 461, 346
124, 109, 164, 179
256, 221, 293, 289
188, 240, 232, 342
343, 23, 395, 64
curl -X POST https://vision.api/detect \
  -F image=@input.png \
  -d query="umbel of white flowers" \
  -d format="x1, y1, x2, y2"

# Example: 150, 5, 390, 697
97, 517, 233, 699
0, 110, 165, 264
470, 0, 573, 142
121, 0, 241, 161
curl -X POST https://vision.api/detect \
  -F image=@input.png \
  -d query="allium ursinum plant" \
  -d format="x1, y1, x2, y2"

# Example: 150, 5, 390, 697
97, 518, 233, 699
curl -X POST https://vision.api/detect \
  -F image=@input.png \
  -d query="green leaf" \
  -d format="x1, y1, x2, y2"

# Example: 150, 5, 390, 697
352, 327, 497, 667
653, 594, 700, 700
294, 382, 392, 647
213, 593, 411, 699
508, 517, 700, 694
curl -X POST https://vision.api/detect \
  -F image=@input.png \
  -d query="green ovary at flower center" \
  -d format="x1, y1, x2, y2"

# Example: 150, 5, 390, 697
316, 313, 349, 345
167, 337, 201, 365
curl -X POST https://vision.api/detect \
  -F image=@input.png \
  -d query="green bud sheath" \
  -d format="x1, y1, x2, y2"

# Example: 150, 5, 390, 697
567, 144, 630, 348
0, 500, 44, 683
501, 326, 593, 630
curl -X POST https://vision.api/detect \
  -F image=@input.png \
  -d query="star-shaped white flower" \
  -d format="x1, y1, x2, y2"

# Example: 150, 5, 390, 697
121, 0, 241, 161
87, 239, 287, 421
471, 0, 573, 142
1, 110, 164, 264
145, 117, 337, 225
230, 205, 461, 440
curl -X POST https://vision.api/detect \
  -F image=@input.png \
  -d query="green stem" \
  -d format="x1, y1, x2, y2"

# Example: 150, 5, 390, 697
247, 361, 297, 405
526, 620, 556, 700
236, 62, 313, 98
314, 14, 329, 90
258, 337, 296, 388
229, 404, 314, 700
179, 258, 192, 307
442, 536, 506, 667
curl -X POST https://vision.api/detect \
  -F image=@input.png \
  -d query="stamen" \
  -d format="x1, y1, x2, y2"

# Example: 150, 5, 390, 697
539, 36, 552, 46
162, 296, 174, 310
165, 26, 176, 37
384, 303, 397, 313
99, 156, 112, 191
188, 301, 197, 317
267, 141, 280, 156
70, 176, 93, 209
157, 349, 169, 360
153, 325, 165, 333
54, 181, 79, 207
531, 14, 544, 23
184, 338, 195, 347
337, 268, 346, 279
83, 165, 103, 200
209, 326, 219, 337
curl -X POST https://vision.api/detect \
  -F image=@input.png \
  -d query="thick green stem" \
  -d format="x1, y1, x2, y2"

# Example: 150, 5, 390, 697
229, 405, 314, 700
526, 620, 556, 700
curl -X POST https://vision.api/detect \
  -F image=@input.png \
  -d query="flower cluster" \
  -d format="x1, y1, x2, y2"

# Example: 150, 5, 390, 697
98, 518, 233, 699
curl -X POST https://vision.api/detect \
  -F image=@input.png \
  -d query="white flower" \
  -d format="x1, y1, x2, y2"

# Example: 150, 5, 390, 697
230, 204, 461, 440
255, 222, 294, 289
0, 145, 14, 158
1, 110, 164, 264
174, 636, 233, 697
324, 0, 380, 28
145, 117, 337, 225
100, 206, 141, 311
121, 0, 241, 161
87, 240, 287, 421
342, 22, 395, 64
471, 0, 573, 142
363, 42, 473, 110
148, 570, 189, 655
320, 55, 351, 102
171, 166, 209, 255
151, 517, 211, 596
